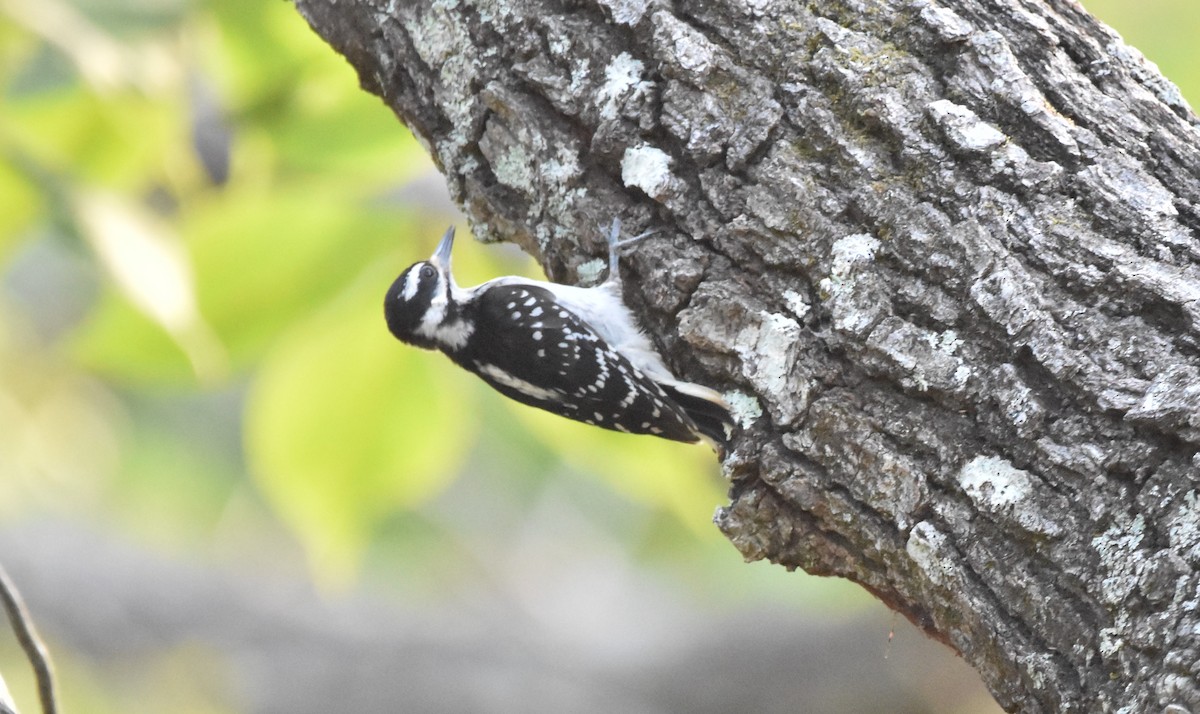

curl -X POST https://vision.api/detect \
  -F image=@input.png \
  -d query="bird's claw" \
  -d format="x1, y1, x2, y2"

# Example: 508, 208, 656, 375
603, 218, 660, 277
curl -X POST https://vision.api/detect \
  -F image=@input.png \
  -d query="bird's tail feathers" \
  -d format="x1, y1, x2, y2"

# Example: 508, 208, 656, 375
661, 382, 736, 456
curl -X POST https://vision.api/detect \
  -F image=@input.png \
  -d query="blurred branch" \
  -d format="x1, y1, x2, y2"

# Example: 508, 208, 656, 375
0, 672, 19, 714
0, 563, 56, 714
1, 0, 176, 92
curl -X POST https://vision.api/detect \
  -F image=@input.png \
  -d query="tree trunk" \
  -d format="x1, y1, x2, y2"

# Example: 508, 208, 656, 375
291, 1, 1200, 711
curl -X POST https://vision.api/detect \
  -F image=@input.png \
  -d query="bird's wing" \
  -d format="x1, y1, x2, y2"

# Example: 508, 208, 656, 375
460, 284, 702, 442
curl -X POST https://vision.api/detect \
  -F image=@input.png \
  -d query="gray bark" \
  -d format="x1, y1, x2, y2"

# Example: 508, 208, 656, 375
291, 1, 1200, 711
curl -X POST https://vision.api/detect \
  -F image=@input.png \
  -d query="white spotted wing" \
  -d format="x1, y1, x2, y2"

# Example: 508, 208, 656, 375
452, 284, 702, 442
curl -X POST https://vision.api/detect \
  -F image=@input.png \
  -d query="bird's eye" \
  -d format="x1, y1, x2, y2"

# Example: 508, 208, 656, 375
420, 264, 436, 280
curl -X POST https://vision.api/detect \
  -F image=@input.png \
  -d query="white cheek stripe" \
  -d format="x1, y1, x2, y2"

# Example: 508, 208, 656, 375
402, 268, 422, 300
414, 297, 447, 339
413, 272, 449, 335
412, 273, 477, 349
478, 363, 561, 402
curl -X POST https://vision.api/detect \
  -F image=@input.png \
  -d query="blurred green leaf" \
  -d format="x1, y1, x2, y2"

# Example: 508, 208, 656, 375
3, 73, 181, 188
184, 184, 414, 368
74, 189, 227, 380
0, 303, 123, 517
110, 415, 241, 549
245, 264, 475, 583
71, 287, 196, 383
0, 157, 42, 258
72, 0, 190, 35
508, 397, 728, 536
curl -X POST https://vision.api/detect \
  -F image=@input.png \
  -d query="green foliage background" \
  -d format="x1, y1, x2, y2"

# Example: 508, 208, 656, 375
0, 0, 1195, 710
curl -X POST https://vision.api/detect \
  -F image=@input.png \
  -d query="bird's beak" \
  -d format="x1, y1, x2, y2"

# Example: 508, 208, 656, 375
430, 225, 455, 271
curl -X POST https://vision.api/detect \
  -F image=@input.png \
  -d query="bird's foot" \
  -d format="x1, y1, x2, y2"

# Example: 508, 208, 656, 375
603, 218, 660, 277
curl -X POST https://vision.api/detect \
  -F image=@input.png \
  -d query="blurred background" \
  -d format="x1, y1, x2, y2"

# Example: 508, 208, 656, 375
0, 1, 1193, 712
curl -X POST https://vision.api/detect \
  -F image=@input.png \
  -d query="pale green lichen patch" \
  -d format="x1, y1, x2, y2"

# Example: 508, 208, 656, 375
820, 233, 881, 297
596, 0, 650, 26
907, 521, 960, 589
782, 289, 810, 320
1089, 510, 1151, 664
490, 141, 537, 192
733, 311, 804, 426
818, 233, 888, 336
723, 389, 764, 428
1167, 490, 1200, 565
405, 5, 480, 175
937, 329, 963, 353
542, 145, 582, 187
567, 57, 591, 95
746, 313, 800, 392
830, 232, 881, 274
470, 0, 515, 25
599, 52, 650, 120
1098, 627, 1124, 658
575, 258, 606, 286
958, 455, 1032, 509
954, 455, 1064, 536
1092, 514, 1147, 607
865, 318, 971, 393
621, 144, 674, 199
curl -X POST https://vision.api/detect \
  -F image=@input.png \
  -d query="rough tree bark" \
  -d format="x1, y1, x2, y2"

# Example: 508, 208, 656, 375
292, 1, 1200, 711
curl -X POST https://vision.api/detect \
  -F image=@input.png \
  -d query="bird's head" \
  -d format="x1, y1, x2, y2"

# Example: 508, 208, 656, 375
384, 225, 458, 350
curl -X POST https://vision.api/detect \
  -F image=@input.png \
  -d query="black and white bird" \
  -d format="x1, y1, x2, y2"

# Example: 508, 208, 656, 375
383, 220, 735, 456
